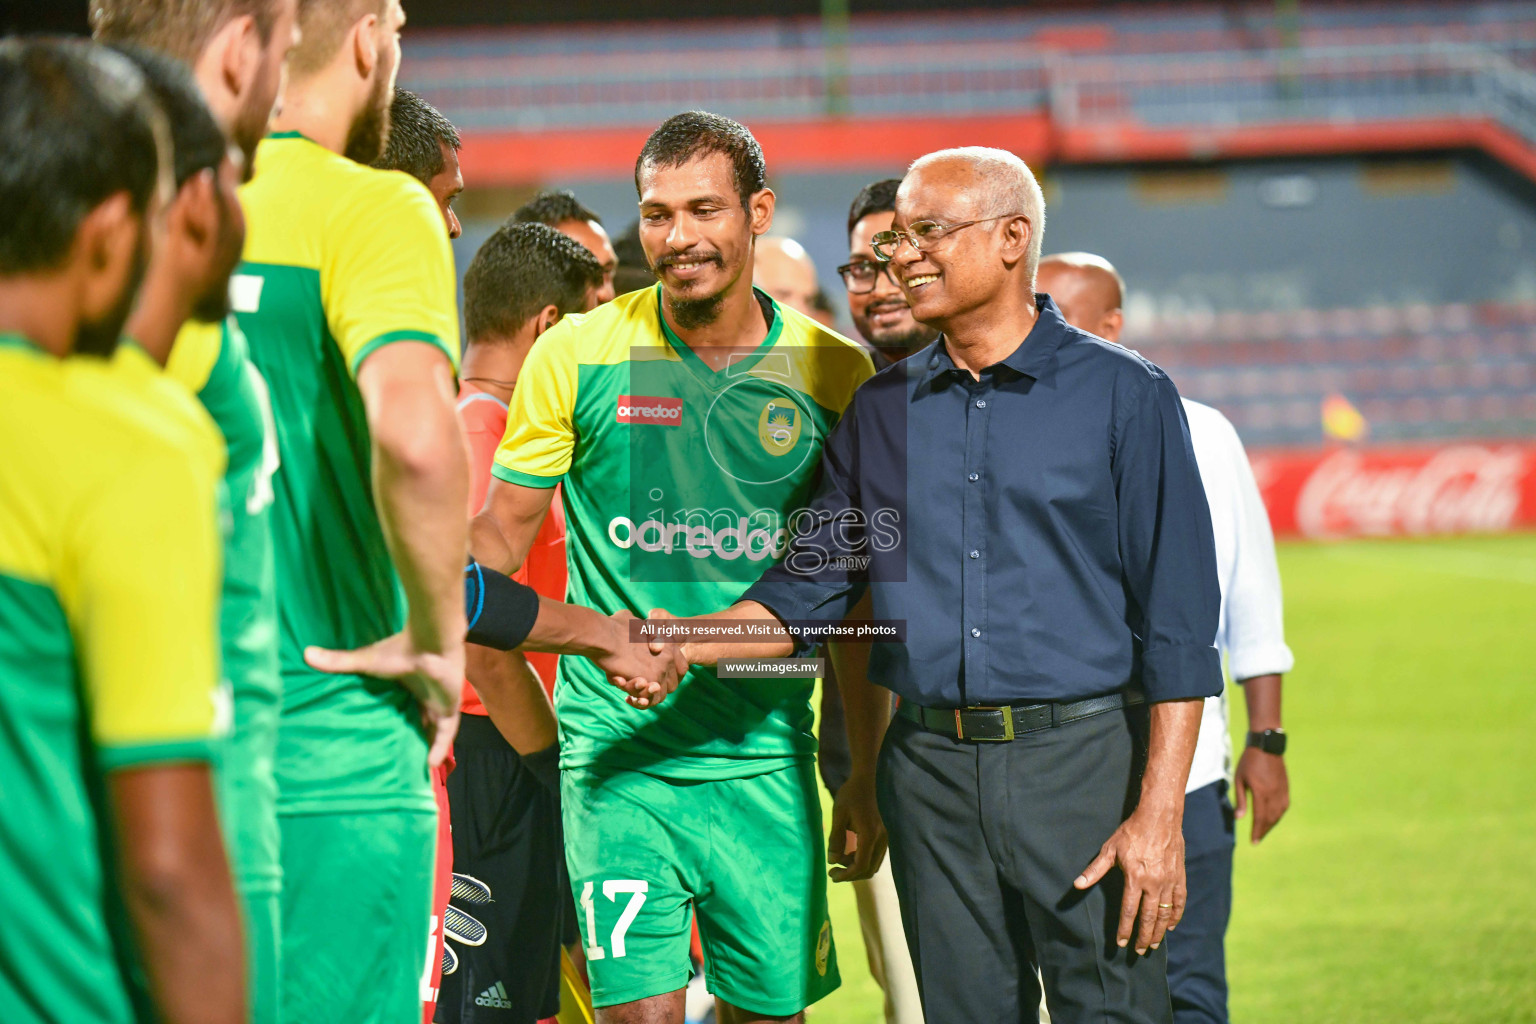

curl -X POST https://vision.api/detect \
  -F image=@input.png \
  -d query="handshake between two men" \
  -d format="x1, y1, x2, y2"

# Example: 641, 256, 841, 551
298, 559, 768, 755
303, 567, 886, 884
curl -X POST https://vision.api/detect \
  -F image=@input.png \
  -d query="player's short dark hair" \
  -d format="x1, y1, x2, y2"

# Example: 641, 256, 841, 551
111, 45, 226, 189
513, 189, 601, 229
847, 178, 903, 239
464, 222, 604, 343
635, 110, 766, 210
373, 88, 460, 186
89, 0, 280, 62
0, 39, 165, 275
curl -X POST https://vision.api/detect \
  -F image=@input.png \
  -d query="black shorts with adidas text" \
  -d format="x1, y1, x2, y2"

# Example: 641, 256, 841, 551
435, 714, 563, 1023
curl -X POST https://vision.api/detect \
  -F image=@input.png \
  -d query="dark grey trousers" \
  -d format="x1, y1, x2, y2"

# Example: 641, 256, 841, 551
876, 703, 1174, 1024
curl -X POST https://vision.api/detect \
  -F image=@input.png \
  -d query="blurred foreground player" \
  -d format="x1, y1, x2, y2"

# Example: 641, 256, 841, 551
1037, 252, 1294, 1024
234, 1, 473, 1019
444, 222, 604, 1023
89, 0, 300, 177
472, 111, 877, 1023
104, 46, 290, 1024
0, 39, 244, 1024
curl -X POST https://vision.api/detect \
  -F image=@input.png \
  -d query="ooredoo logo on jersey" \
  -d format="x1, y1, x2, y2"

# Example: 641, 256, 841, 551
617, 395, 683, 426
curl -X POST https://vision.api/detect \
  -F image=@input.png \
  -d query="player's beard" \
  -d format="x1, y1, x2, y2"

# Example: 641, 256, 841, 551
230, 70, 280, 182
670, 291, 725, 330
856, 298, 940, 360
191, 201, 242, 324
74, 234, 150, 359
869, 322, 940, 359
343, 69, 393, 165
654, 248, 729, 329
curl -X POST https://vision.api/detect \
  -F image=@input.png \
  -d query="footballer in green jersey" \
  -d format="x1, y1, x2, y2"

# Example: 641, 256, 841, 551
167, 315, 283, 1024
478, 112, 874, 1018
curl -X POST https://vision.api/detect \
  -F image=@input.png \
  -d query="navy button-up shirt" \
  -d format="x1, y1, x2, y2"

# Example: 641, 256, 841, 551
743, 296, 1223, 707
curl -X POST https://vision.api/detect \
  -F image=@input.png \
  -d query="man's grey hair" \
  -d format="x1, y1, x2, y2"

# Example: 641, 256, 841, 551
907, 146, 1047, 287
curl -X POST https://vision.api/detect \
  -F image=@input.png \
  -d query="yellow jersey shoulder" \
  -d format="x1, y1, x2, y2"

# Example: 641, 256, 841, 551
241, 132, 443, 266
764, 302, 876, 414
165, 318, 223, 394
0, 346, 218, 585
544, 285, 669, 367
103, 343, 226, 479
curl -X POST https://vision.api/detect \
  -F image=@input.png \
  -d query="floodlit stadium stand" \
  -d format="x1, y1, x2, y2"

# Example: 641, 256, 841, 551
414, 1, 1536, 451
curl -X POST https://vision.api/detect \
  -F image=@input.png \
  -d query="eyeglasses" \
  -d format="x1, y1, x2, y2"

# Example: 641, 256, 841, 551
836, 259, 900, 295
870, 214, 1026, 263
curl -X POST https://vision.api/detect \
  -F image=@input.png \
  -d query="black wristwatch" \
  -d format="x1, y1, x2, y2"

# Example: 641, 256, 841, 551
1246, 729, 1287, 755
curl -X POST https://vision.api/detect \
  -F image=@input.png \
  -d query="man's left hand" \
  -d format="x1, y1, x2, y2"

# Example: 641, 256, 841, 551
827, 772, 887, 882
1233, 748, 1289, 844
1073, 804, 1186, 956
304, 633, 464, 768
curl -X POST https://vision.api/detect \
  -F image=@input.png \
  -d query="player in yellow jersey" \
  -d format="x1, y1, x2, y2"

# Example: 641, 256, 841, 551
0, 39, 245, 1024
233, 1, 472, 1020
472, 112, 882, 1024
86, 11, 300, 1020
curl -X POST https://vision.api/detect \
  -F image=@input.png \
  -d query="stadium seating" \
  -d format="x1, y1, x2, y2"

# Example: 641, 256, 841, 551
400, 2, 1536, 135
1131, 302, 1536, 447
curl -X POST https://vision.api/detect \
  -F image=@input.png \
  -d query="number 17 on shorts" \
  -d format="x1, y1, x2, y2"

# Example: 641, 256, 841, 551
580, 880, 648, 961
562, 765, 841, 1013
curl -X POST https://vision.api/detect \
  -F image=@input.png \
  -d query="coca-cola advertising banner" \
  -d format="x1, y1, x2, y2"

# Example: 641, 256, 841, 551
1249, 444, 1536, 539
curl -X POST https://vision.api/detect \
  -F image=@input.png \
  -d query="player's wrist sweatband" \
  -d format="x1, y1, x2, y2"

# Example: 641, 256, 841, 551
464, 558, 541, 650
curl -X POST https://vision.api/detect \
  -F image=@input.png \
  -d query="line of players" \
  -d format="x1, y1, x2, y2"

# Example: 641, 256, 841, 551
0, 3, 1290, 1024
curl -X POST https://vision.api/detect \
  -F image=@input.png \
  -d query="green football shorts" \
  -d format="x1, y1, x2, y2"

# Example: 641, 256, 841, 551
562, 761, 840, 1015
218, 706, 282, 1024
278, 810, 436, 1024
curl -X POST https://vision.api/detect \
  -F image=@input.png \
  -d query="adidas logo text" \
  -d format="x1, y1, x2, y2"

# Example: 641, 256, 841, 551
475, 981, 512, 1009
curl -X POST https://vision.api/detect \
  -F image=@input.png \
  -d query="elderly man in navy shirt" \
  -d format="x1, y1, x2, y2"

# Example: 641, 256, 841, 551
636, 146, 1222, 1024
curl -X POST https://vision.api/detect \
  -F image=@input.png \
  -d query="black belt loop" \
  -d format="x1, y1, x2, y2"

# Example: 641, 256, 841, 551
898, 690, 1143, 743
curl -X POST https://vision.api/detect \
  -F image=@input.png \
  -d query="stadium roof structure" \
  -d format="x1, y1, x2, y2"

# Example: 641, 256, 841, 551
397, 1, 1536, 186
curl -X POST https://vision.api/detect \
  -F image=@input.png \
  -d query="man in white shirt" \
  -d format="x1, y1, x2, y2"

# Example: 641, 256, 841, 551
1037, 252, 1294, 1024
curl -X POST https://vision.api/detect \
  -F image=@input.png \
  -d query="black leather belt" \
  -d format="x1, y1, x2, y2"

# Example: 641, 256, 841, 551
896, 690, 1144, 742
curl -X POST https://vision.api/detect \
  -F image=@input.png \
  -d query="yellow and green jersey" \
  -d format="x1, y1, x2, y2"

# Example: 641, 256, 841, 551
0, 334, 224, 1024
494, 286, 874, 778
233, 132, 459, 814
167, 315, 282, 891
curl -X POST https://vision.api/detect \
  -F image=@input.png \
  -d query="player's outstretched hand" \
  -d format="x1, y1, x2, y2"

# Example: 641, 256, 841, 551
596, 610, 689, 710
828, 771, 887, 882
305, 633, 464, 767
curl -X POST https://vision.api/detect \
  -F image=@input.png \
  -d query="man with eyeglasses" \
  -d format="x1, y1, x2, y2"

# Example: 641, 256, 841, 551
840, 179, 939, 367
646, 147, 1222, 1023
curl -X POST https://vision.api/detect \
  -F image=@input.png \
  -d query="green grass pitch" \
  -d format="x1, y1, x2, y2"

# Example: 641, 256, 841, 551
809, 533, 1536, 1023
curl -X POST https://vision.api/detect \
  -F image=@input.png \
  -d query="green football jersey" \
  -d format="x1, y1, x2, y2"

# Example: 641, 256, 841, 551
167, 315, 282, 887
493, 286, 874, 779
233, 133, 461, 814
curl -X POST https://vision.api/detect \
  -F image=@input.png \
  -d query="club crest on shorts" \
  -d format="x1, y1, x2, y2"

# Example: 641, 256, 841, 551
758, 399, 801, 455
815, 918, 832, 976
